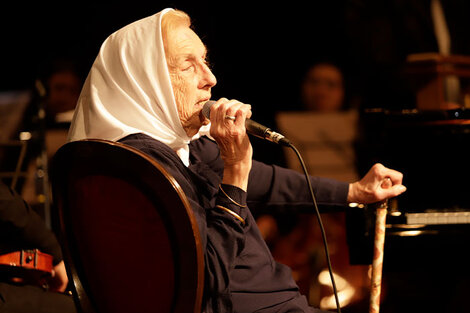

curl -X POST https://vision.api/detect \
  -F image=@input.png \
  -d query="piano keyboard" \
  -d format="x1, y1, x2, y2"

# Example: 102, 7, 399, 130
406, 211, 470, 225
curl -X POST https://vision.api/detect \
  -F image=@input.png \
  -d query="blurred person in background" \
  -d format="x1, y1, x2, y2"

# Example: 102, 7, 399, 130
20, 58, 83, 211
257, 60, 369, 312
300, 61, 346, 112
0, 180, 76, 313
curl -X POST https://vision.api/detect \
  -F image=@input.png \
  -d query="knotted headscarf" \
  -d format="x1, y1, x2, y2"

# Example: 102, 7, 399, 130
67, 8, 209, 166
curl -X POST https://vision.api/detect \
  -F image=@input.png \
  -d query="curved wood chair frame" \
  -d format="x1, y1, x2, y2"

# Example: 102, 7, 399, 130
50, 139, 204, 313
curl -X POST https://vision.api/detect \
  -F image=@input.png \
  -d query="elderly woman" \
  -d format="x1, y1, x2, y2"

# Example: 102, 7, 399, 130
67, 8, 406, 313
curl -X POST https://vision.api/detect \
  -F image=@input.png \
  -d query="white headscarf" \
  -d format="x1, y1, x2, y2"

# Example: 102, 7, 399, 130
67, 8, 209, 166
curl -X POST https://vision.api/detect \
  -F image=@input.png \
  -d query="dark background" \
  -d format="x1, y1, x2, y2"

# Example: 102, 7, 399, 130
1, 0, 470, 165
2, 2, 470, 312
0, 1, 349, 98
0, 1, 353, 165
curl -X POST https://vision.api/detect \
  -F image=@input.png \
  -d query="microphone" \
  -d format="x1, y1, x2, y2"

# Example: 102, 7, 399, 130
202, 100, 291, 146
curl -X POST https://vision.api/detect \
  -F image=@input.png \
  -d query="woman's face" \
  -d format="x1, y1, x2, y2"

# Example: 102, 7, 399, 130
165, 25, 217, 137
301, 64, 344, 112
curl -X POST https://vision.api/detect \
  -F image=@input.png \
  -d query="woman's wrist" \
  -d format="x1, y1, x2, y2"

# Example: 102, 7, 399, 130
222, 161, 251, 191
347, 182, 359, 203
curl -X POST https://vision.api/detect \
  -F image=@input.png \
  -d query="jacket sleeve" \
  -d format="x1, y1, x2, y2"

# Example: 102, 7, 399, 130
247, 159, 350, 214
194, 184, 250, 313
0, 181, 63, 264
159, 167, 249, 313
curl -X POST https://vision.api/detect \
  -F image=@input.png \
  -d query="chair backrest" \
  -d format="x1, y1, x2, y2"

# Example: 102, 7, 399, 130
50, 139, 204, 313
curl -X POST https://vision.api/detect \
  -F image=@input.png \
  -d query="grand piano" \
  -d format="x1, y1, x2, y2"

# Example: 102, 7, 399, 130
346, 106, 470, 312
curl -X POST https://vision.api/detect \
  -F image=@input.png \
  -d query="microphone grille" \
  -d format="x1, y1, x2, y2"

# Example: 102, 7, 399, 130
202, 100, 216, 119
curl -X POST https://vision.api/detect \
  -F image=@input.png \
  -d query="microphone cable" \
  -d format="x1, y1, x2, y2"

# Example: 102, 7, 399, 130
287, 142, 342, 313
209, 99, 343, 312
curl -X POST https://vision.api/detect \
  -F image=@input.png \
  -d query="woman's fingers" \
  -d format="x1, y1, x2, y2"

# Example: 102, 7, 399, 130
210, 99, 252, 137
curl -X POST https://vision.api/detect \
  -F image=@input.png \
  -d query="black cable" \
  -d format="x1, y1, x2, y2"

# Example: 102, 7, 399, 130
287, 141, 342, 313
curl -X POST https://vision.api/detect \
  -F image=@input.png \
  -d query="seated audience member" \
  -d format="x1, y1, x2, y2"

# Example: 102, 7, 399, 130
0, 180, 76, 313
300, 61, 347, 112
20, 58, 83, 208
259, 60, 370, 311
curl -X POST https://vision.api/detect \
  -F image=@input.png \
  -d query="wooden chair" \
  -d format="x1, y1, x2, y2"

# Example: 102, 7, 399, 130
50, 139, 204, 313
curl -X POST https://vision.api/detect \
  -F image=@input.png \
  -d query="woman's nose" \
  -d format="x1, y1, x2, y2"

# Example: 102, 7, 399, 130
199, 64, 217, 89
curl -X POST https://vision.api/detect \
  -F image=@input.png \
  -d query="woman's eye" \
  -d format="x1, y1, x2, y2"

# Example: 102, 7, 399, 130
181, 63, 194, 72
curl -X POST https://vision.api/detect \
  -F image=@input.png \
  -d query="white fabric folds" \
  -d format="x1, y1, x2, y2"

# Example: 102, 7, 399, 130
67, 8, 208, 166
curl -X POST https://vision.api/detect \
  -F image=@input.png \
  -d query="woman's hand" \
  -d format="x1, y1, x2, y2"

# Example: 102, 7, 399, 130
48, 260, 69, 293
348, 163, 406, 204
209, 98, 253, 190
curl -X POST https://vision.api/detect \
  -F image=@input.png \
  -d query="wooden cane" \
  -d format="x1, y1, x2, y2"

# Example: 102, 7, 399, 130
369, 178, 392, 313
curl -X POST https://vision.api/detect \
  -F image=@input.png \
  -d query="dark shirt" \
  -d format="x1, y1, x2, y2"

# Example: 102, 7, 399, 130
119, 133, 349, 313
0, 181, 76, 312
0, 181, 62, 265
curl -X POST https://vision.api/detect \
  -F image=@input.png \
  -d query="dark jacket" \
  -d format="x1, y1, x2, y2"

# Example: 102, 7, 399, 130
0, 181, 62, 265
120, 133, 349, 313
